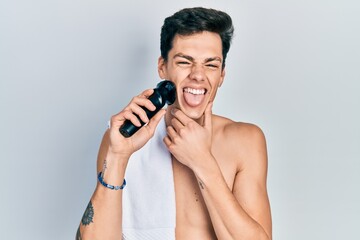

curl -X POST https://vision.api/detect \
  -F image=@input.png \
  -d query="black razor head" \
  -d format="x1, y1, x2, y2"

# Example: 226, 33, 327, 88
156, 80, 176, 105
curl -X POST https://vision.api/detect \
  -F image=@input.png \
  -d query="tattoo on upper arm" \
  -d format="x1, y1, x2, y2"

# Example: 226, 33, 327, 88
81, 201, 94, 226
76, 226, 82, 240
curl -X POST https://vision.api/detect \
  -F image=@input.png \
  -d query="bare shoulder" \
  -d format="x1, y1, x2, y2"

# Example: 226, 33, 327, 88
212, 115, 268, 170
212, 114, 266, 148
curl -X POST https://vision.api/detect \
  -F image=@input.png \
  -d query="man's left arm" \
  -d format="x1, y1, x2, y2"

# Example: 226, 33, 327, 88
194, 124, 272, 239
164, 104, 272, 240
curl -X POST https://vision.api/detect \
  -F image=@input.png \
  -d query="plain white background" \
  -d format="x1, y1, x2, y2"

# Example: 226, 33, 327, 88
1, 0, 359, 239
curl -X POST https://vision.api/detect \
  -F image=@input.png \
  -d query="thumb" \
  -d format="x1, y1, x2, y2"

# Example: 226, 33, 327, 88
131, 109, 166, 151
204, 102, 213, 129
143, 109, 166, 136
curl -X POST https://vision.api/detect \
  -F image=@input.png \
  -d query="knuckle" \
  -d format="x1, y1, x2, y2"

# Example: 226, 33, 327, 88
187, 122, 196, 128
123, 110, 133, 118
123, 105, 131, 112
168, 144, 176, 152
130, 96, 137, 103
178, 128, 186, 136
172, 135, 181, 143
122, 110, 129, 115
110, 115, 117, 123
128, 102, 137, 109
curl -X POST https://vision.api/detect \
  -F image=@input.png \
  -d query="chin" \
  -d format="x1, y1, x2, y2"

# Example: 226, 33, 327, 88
184, 111, 203, 120
179, 104, 206, 120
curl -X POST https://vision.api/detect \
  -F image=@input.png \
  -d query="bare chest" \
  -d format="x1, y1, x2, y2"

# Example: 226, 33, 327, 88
172, 148, 238, 239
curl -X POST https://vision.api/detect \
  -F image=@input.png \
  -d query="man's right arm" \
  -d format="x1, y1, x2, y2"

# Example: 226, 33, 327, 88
76, 130, 128, 240
76, 89, 166, 240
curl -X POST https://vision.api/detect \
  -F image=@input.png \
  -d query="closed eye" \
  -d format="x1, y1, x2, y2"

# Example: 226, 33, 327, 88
206, 64, 220, 69
177, 61, 191, 65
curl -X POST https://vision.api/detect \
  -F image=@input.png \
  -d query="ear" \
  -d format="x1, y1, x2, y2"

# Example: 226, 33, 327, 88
219, 68, 226, 88
157, 56, 167, 79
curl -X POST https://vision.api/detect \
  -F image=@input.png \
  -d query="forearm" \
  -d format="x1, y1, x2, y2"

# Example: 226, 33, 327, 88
76, 90, 165, 239
77, 153, 128, 240
194, 156, 270, 240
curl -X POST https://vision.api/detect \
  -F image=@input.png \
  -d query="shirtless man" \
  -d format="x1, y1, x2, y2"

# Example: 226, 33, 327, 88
77, 7, 272, 240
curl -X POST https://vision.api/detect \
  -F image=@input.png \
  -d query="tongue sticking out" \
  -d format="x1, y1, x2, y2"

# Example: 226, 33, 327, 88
184, 91, 205, 107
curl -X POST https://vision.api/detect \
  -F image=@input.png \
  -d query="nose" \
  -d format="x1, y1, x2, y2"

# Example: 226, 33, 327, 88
189, 64, 205, 82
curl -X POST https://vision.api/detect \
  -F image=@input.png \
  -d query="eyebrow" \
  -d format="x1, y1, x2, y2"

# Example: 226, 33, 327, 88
173, 53, 194, 61
173, 53, 222, 64
204, 57, 222, 63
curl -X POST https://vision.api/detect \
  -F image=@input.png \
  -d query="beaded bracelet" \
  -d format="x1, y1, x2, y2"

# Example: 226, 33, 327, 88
97, 172, 126, 190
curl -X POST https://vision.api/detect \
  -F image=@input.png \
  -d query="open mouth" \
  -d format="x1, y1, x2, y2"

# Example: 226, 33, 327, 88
184, 87, 206, 95
183, 87, 207, 107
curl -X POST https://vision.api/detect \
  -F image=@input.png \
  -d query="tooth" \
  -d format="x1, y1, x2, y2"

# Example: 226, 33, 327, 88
184, 88, 205, 95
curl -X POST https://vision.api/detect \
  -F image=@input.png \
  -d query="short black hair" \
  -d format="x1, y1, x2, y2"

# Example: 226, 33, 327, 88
160, 7, 234, 68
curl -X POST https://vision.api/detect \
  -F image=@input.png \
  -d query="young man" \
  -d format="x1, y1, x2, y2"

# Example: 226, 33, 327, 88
77, 7, 272, 240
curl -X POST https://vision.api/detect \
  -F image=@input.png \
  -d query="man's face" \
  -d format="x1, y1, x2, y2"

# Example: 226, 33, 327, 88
158, 31, 225, 120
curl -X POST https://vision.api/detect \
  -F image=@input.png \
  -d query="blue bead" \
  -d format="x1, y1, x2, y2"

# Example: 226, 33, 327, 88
97, 171, 126, 190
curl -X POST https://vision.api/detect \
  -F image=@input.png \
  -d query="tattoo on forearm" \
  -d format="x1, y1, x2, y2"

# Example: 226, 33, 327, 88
102, 159, 107, 174
76, 226, 82, 240
81, 201, 94, 226
76, 201, 94, 239
198, 180, 205, 190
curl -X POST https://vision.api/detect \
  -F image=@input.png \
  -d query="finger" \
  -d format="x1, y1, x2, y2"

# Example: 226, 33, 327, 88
122, 110, 142, 127
171, 117, 185, 133
171, 108, 192, 126
125, 103, 151, 124
163, 135, 172, 148
142, 109, 166, 136
130, 96, 156, 112
110, 113, 127, 129
123, 89, 158, 124
130, 109, 166, 149
141, 88, 154, 98
140, 89, 157, 111
204, 102, 213, 129
166, 125, 178, 141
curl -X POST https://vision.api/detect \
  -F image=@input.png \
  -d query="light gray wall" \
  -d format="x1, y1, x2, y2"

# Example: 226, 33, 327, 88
1, 0, 359, 239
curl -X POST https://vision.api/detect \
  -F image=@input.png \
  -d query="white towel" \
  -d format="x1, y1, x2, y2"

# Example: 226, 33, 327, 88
122, 119, 176, 240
